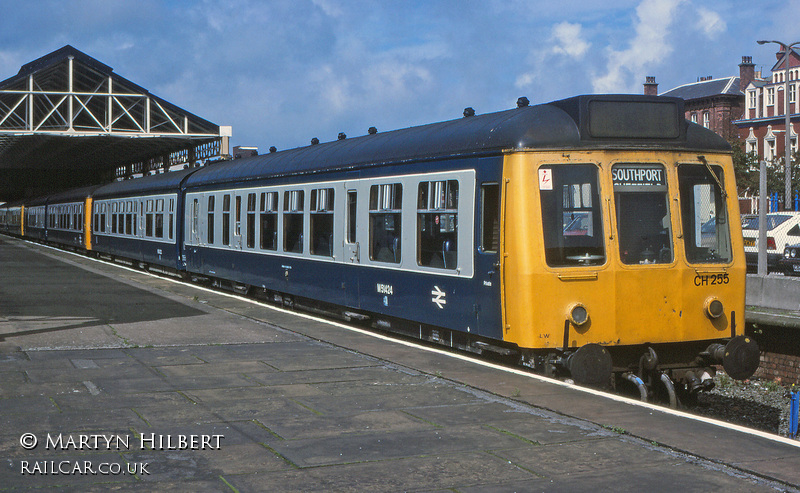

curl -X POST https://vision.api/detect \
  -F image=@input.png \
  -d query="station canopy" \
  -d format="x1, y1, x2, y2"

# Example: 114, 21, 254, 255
0, 45, 231, 202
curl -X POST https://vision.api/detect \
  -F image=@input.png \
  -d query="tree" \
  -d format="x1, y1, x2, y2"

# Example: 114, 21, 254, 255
730, 138, 759, 195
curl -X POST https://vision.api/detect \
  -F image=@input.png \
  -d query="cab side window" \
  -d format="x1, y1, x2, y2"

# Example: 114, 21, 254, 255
539, 165, 605, 267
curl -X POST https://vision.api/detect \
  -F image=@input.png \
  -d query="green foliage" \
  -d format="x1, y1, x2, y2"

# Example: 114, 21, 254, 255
731, 138, 759, 194
732, 136, 800, 205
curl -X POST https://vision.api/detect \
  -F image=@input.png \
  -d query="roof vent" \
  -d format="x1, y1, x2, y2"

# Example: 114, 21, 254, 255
368, 126, 377, 135
311, 137, 319, 145
338, 132, 346, 140
517, 97, 529, 108
463, 107, 475, 117
269, 146, 277, 153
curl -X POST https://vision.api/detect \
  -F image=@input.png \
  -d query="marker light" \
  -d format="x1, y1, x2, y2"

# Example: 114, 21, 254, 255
568, 303, 589, 326
704, 297, 724, 319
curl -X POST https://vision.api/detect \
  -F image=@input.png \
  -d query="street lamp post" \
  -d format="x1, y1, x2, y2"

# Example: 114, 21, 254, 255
758, 40, 800, 210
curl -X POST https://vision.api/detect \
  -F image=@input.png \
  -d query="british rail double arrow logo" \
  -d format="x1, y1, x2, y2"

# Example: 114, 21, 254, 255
431, 286, 446, 309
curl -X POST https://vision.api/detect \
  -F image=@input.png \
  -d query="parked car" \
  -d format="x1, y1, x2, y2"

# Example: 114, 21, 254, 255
779, 243, 800, 276
741, 212, 800, 273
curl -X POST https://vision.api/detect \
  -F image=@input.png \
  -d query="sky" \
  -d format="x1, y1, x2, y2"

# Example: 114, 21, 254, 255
0, 0, 798, 154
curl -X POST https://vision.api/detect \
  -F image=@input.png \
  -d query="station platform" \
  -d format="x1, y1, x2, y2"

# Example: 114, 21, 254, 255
1, 236, 799, 491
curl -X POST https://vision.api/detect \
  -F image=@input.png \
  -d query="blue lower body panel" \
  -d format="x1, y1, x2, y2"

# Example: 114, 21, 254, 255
94, 235, 181, 270
185, 246, 502, 340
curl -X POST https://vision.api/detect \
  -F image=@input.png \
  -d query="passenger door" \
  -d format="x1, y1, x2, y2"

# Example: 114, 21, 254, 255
233, 194, 243, 249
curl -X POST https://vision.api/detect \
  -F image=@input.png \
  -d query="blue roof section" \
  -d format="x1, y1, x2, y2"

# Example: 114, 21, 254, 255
47, 184, 105, 204
93, 168, 197, 199
184, 103, 579, 188
660, 77, 742, 100
84, 95, 728, 195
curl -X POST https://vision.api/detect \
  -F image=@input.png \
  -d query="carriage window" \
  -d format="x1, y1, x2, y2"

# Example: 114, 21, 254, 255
155, 212, 164, 238
222, 194, 231, 246
207, 196, 215, 244
481, 183, 500, 253
539, 165, 605, 267
369, 183, 402, 263
283, 190, 304, 253
369, 183, 403, 264
260, 192, 278, 251
192, 198, 199, 238
246, 193, 256, 249
169, 199, 174, 240
613, 164, 673, 264
235, 195, 242, 238
310, 188, 334, 257
678, 164, 732, 263
145, 199, 154, 237
346, 191, 357, 244
417, 180, 458, 269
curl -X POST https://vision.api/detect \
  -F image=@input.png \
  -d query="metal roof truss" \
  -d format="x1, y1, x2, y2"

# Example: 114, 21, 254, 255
0, 57, 214, 137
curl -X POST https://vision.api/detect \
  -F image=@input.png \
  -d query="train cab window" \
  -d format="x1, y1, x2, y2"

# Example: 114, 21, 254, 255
310, 188, 334, 257
246, 193, 256, 249
612, 164, 673, 264
260, 192, 278, 251
539, 165, 604, 267
678, 164, 732, 263
369, 183, 402, 263
283, 190, 304, 253
417, 180, 458, 269
222, 194, 231, 246
481, 183, 500, 253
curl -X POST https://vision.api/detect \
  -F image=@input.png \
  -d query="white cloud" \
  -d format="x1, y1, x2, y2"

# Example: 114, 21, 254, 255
311, 0, 344, 18
695, 7, 726, 38
515, 22, 588, 90
593, 0, 685, 93
551, 22, 590, 57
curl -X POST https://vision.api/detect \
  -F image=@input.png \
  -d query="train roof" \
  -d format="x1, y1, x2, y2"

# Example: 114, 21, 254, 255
183, 94, 730, 188
92, 168, 197, 199
46, 184, 105, 204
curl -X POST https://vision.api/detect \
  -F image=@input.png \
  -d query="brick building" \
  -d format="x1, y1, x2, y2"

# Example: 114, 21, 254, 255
736, 45, 800, 162
647, 57, 757, 142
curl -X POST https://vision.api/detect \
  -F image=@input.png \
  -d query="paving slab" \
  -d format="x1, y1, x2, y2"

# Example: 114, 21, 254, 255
0, 236, 798, 491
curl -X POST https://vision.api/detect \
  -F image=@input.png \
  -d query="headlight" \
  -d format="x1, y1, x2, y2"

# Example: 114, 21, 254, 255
786, 249, 791, 258
793, 249, 797, 258
704, 297, 724, 319
567, 303, 589, 326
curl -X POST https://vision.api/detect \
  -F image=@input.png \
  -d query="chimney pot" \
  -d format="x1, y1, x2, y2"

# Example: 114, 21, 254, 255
643, 76, 658, 96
